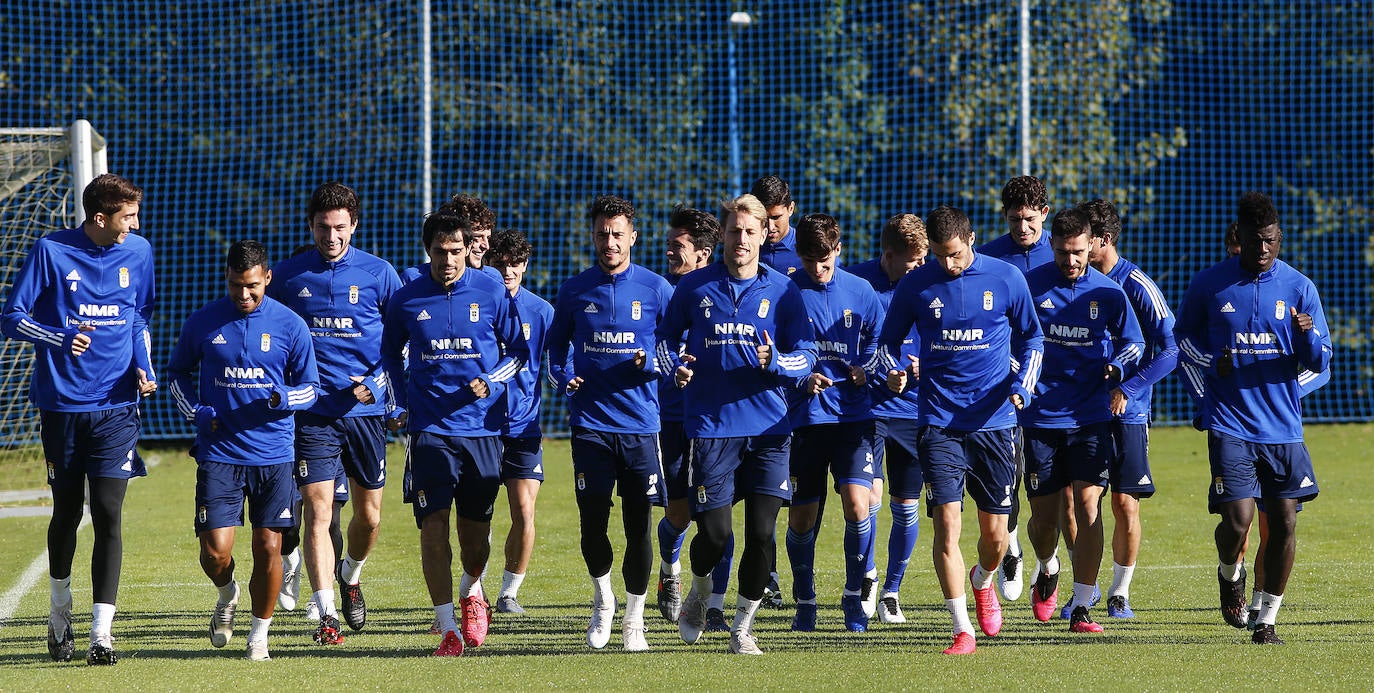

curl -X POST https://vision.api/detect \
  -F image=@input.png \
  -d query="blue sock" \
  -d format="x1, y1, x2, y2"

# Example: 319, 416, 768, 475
865, 502, 881, 575
785, 526, 817, 602
884, 501, 920, 594
657, 517, 689, 565
711, 533, 735, 597
843, 517, 872, 593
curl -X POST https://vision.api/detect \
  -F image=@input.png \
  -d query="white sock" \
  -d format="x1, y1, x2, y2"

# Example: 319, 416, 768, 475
946, 595, 974, 635
500, 570, 525, 599
282, 547, 301, 573
248, 616, 271, 643
313, 589, 336, 617
91, 602, 115, 644
434, 602, 457, 634
881, 591, 900, 601
591, 572, 614, 607
971, 564, 995, 590
50, 576, 73, 612
1258, 592, 1283, 626
1007, 527, 1023, 558
691, 573, 712, 598
732, 596, 761, 633
1036, 553, 1060, 577
1249, 589, 1264, 611
842, 588, 861, 598
1109, 562, 1134, 598
1070, 582, 1097, 610
1219, 560, 1243, 583
707, 592, 726, 611
624, 592, 646, 625
217, 579, 240, 605
661, 559, 681, 576
459, 572, 483, 600
340, 555, 365, 585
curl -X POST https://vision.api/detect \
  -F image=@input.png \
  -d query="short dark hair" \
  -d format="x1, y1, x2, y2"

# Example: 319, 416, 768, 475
422, 212, 472, 249
227, 239, 270, 273
881, 213, 928, 254
1236, 191, 1279, 233
1001, 175, 1048, 211
1224, 221, 1240, 255
749, 175, 793, 208
925, 206, 972, 245
438, 194, 495, 232
587, 194, 636, 225
82, 173, 142, 220
487, 228, 533, 267
668, 205, 721, 252
794, 213, 841, 259
305, 181, 359, 224
1050, 207, 1092, 241
1079, 199, 1121, 244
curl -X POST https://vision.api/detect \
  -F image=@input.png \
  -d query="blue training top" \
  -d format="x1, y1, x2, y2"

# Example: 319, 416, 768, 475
506, 287, 554, 439
848, 257, 921, 422
1104, 256, 1179, 424
977, 232, 1053, 275
788, 267, 884, 427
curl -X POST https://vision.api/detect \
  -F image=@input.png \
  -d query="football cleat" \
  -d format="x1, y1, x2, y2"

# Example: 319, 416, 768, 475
1106, 595, 1136, 619
304, 600, 321, 622
678, 586, 708, 644
657, 570, 683, 623
313, 614, 345, 645
1069, 606, 1104, 633
622, 621, 649, 652
1218, 567, 1248, 629
1031, 571, 1059, 622
459, 595, 491, 648
47, 610, 75, 662
244, 639, 271, 661
860, 577, 877, 619
428, 617, 441, 635
1060, 585, 1100, 620
942, 631, 976, 655
705, 607, 729, 633
1251, 623, 1284, 645
878, 596, 906, 624
761, 574, 785, 610
495, 595, 526, 614
86, 640, 117, 666
433, 630, 464, 656
586, 599, 615, 650
841, 595, 868, 633
338, 573, 367, 631
997, 550, 1024, 602
970, 568, 1002, 637
791, 603, 818, 632
210, 600, 237, 648
728, 629, 763, 655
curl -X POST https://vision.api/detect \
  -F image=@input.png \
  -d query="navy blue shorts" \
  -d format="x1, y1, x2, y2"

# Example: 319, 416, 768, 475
879, 417, 924, 500
295, 413, 388, 490
501, 435, 544, 482
871, 419, 888, 482
660, 420, 692, 501
570, 427, 664, 504
1207, 431, 1318, 513
919, 426, 1016, 515
1022, 423, 1111, 498
1108, 421, 1156, 498
409, 432, 502, 525
40, 405, 145, 492
690, 435, 792, 513
789, 421, 876, 505
195, 460, 296, 532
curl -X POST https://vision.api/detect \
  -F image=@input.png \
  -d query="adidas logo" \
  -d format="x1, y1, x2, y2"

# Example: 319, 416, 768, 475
66, 269, 81, 281
1100, 469, 1110, 479
779, 479, 789, 491
1000, 495, 1011, 507
336, 482, 347, 494
1040, 298, 1055, 309
929, 298, 944, 309
533, 464, 543, 474
121, 459, 132, 471
212, 334, 227, 345
417, 309, 431, 321
278, 507, 293, 520
298, 287, 312, 298
863, 463, 873, 474
584, 303, 598, 313
699, 297, 713, 308
1220, 302, 1236, 313
1138, 474, 1151, 485
1299, 475, 1313, 488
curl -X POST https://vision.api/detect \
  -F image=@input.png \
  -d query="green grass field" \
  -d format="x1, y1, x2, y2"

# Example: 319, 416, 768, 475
1, 424, 1371, 689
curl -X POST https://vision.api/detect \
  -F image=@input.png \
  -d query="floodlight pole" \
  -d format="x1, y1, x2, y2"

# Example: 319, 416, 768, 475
727, 11, 753, 196
1018, 0, 1031, 175
421, 0, 434, 212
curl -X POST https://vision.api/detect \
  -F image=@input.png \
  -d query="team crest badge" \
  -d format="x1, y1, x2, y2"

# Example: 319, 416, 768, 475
260, 333, 271, 352
983, 290, 994, 311
297, 460, 309, 478
469, 303, 480, 322
522, 322, 531, 340
924, 483, 934, 502
1029, 473, 1040, 491
844, 308, 853, 328
758, 299, 771, 319
697, 485, 708, 505
118, 267, 130, 288
1089, 300, 1099, 320
47, 459, 55, 480
1214, 476, 1225, 495
417, 490, 428, 508
631, 300, 642, 321
577, 473, 586, 491
349, 285, 360, 304
1274, 300, 1286, 320
198, 506, 208, 524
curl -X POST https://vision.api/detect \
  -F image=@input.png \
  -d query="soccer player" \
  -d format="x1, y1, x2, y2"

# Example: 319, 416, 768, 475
655, 206, 721, 624
976, 175, 1054, 602
167, 240, 320, 662
848, 213, 928, 623
399, 194, 499, 284
1020, 208, 1143, 634
878, 205, 1043, 655
485, 228, 554, 614
655, 194, 816, 655
2, 173, 155, 666
269, 181, 402, 640
1082, 199, 1179, 618
547, 195, 673, 651
751, 174, 802, 279
380, 212, 528, 657
783, 213, 884, 633
1176, 191, 1331, 645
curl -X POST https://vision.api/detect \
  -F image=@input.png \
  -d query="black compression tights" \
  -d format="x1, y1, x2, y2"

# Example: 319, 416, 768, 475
577, 494, 654, 595
279, 499, 345, 562
48, 477, 128, 604
691, 494, 784, 601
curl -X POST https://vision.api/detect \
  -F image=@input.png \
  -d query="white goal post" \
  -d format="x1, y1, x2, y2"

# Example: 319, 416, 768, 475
0, 119, 108, 225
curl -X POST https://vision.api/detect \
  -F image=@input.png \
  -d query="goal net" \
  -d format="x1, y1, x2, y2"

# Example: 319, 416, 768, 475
0, 121, 107, 490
